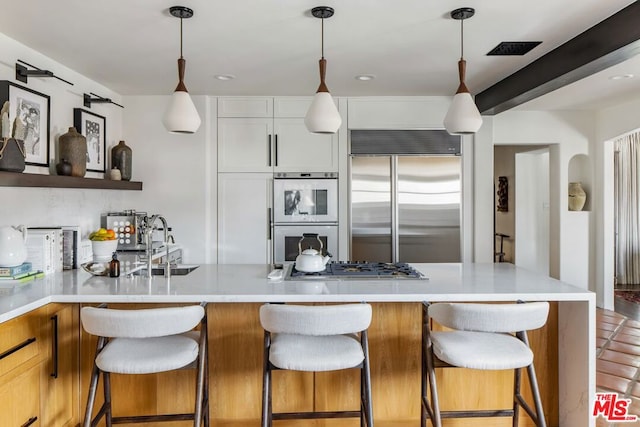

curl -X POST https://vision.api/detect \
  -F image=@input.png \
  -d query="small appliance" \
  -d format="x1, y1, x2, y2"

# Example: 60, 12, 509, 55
101, 210, 148, 251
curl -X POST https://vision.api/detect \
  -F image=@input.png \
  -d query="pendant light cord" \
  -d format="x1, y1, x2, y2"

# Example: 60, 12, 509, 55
460, 17, 464, 60
179, 16, 184, 59
321, 16, 325, 59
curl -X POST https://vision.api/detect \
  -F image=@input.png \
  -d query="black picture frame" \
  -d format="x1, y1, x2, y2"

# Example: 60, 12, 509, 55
74, 108, 106, 173
0, 80, 50, 167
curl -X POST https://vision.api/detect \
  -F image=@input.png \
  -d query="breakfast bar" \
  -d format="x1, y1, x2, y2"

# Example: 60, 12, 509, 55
0, 263, 595, 427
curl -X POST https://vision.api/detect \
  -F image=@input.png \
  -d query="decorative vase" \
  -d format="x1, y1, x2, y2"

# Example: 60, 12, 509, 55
111, 140, 132, 181
55, 158, 73, 176
58, 127, 87, 177
568, 182, 586, 211
108, 168, 121, 181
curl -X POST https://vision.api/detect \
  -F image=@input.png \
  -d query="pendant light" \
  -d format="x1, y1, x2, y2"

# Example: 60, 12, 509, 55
162, 6, 201, 134
443, 7, 483, 135
304, 6, 342, 134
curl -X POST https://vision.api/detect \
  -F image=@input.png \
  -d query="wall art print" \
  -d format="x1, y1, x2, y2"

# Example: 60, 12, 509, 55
0, 81, 50, 166
74, 108, 106, 172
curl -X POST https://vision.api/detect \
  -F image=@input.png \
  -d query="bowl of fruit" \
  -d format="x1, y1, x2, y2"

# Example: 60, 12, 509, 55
89, 228, 118, 261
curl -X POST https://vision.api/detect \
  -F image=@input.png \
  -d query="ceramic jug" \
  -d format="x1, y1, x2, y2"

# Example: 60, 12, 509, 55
58, 127, 87, 177
0, 225, 28, 267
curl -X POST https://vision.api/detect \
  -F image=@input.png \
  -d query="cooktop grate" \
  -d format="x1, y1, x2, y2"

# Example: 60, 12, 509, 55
288, 261, 426, 280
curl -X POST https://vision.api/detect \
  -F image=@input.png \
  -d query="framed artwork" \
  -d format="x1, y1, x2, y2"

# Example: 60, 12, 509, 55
0, 81, 50, 166
74, 108, 106, 172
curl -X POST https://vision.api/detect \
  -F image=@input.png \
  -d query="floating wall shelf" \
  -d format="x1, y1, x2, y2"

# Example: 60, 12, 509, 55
0, 171, 142, 190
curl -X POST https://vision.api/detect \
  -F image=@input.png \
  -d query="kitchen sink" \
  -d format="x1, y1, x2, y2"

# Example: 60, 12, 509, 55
129, 264, 199, 276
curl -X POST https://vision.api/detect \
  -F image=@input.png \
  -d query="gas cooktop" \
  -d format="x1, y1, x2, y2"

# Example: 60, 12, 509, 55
286, 262, 427, 280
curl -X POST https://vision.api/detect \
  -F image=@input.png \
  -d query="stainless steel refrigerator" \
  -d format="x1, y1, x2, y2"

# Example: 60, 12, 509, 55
349, 130, 461, 263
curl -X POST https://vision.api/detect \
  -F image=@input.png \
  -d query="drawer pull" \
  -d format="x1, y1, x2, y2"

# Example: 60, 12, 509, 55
0, 337, 36, 360
21, 416, 38, 427
51, 314, 59, 378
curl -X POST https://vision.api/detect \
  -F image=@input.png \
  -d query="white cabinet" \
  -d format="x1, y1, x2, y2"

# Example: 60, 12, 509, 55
218, 173, 272, 264
218, 118, 273, 172
217, 97, 339, 173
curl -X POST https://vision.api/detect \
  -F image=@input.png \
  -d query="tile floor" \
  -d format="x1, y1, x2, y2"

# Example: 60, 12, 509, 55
596, 308, 640, 426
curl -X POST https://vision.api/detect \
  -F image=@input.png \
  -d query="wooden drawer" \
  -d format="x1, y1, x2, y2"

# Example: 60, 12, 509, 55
0, 363, 41, 426
0, 310, 41, 378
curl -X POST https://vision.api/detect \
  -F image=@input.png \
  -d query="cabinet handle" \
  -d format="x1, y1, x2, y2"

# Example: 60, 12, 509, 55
268, 134, 272, 167
0, 337, 36, 361
21, 416, 38, 427
51, 314, 59, 378
274, 134, 278, 167
267, 208, 272, 240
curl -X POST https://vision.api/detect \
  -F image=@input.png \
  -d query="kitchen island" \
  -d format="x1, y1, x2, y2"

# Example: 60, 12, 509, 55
0, 263, 594, 427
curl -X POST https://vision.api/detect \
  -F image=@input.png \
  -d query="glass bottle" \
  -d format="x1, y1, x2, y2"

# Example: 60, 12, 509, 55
109, 252, 120, 277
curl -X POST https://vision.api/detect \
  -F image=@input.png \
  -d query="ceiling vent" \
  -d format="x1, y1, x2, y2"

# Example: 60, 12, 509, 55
487, 41, 541, 56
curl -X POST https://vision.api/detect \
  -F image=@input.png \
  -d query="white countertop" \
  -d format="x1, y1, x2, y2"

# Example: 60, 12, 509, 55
0, 263, 594, 323
0, 262, 596, 426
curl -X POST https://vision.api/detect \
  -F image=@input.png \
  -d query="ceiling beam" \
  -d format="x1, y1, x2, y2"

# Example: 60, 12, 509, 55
475, 1, 640, 115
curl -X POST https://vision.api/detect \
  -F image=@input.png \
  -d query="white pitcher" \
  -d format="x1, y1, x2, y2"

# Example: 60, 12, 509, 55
0, 225, 28, 267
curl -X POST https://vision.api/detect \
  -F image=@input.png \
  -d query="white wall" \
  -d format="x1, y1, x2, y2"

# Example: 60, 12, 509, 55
121, 96, 216, 264
475, 110, 595, 289
0, 32, 132, 238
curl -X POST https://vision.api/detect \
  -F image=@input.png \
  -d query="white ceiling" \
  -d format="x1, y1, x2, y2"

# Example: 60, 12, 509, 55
0, 0, 638, 111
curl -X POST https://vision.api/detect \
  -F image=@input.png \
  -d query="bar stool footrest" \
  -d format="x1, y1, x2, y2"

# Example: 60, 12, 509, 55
273, 410, 361, 420
441, 409, 515, 418
112, 413, 195, 423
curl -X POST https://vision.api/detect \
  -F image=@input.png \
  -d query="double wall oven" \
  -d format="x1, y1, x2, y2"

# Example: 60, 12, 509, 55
272, 172, 338, 263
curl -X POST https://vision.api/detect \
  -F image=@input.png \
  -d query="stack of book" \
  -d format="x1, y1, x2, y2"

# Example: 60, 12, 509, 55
0, 262, 44, 286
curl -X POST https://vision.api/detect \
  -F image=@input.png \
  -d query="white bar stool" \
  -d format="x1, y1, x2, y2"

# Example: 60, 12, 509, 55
421, 301, 549, 427
81, 303, 209, 427
260, 303, 374, 426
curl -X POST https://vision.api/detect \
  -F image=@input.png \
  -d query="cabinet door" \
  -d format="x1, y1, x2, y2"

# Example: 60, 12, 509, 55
218, 173, 273, 263
41, 304, 79, 427
218, 118, 273, 172
273, 118, 338, 172
218, 97, 273, 117
0, 364, 41, 426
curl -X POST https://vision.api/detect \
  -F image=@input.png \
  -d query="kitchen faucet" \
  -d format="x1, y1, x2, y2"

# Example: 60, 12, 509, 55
145, 214, 171, 278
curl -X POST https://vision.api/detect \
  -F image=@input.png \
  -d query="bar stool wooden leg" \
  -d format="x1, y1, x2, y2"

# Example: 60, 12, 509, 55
194, 333, 207, 427
83, 360, 101, 427
261, 331, 272, 427
361, 329, 374, 427
104, 371, 112, 427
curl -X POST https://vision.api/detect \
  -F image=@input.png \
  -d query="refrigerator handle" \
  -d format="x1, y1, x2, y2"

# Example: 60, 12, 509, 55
268, 135, 272, 167
391, 157, 398, 262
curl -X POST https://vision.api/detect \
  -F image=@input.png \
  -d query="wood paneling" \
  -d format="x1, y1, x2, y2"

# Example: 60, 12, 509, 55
41, 304, 80, 426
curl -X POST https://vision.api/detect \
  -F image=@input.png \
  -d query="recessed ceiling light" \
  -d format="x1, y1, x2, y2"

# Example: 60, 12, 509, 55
609, 74, 634, 80
355, 74, 375, 81
215, 74, 236, 81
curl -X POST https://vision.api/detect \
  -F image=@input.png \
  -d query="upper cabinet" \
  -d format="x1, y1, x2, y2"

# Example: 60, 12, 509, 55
217, 97, 339, 173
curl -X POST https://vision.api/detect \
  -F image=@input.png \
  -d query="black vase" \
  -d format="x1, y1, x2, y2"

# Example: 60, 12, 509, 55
55, 158, 73, 176
111, 140, 132, 181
